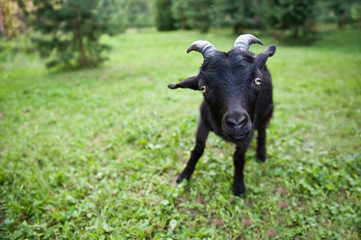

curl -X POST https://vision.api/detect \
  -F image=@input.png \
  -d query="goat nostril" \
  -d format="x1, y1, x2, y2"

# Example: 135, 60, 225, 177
227, 114, 247, 128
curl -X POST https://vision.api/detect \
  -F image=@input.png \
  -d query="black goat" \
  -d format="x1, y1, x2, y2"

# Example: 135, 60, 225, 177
168, 34, 276, 196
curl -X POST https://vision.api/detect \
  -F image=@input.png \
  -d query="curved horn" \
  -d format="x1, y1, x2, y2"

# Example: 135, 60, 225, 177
233, 34, 263, 51
187, 40, 217, 58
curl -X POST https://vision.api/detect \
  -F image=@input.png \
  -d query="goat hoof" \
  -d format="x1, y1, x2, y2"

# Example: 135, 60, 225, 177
256, 148, 266, 163
233, 183, 245, 196
176, 172, 191, 183
256, 153, 266, 163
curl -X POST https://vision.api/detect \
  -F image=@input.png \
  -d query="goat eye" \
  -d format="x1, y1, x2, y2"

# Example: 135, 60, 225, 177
254, 77, 262, 86
200, 86, 207, 93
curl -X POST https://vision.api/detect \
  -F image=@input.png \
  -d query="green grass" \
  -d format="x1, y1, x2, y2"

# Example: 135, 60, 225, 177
0, 29, 360, 239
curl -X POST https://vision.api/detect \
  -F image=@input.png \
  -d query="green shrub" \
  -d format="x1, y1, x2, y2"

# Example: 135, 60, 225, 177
18, 0, 127, 69
152, 0, 177, 31
125, 0, 153, 28
172, 0, 213, 33
263, 0, 317, 43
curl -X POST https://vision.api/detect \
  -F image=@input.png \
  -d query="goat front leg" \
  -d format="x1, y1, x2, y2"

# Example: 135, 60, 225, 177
256, 128, 266, 162
177, 119, 209, 183
233, 146, 246, 196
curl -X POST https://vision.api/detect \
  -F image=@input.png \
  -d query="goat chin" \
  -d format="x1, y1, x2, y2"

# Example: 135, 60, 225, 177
224, 129, 254, 146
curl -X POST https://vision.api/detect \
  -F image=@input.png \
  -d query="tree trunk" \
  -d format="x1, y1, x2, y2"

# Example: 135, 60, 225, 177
293, 27, 299, 39
75, 18, 88, 67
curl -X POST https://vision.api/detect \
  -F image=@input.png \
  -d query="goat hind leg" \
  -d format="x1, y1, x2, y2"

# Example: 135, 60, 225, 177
177, 119, 209, 183
254, 103, 273, 163
256, 128, 266, 163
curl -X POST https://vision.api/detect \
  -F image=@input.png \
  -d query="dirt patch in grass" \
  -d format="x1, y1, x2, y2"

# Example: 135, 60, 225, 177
274, 185, 289, 196
243, 218, 252, 227
267, 230, 277, 238
279, 200, 288, 209
0, 211, 6, 225
213, 218, 224, 227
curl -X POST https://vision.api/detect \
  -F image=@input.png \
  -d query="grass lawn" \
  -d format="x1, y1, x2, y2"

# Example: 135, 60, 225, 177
0, 28, 360, 239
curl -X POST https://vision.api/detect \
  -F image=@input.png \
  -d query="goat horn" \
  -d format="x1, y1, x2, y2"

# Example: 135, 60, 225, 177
233, 34, 263, 51
187, 40, 217, 58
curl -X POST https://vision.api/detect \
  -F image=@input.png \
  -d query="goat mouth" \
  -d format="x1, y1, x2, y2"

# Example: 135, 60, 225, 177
229, 132, 249, 141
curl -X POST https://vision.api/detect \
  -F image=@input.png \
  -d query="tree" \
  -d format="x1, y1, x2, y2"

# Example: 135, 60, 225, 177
210, 0, 263, 34
350, 2, 361, 28
264, 0, 316, 40
0, 0, 26, 37
171, 0, 191, 30
125, 0, 153, 28
317, 0, 361, 28
171, 0, 213, 32
152, 0, 176, 31
19, 0, 126, 69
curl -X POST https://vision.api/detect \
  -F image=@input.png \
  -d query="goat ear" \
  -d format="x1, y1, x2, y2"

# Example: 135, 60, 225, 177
168, 75, 199, 90
255, 45, 276, 68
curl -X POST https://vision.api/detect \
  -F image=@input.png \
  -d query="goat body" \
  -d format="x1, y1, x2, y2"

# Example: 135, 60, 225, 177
168, 34, 276, 196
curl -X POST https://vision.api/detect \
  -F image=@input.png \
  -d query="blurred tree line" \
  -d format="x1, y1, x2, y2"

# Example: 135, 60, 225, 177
0, 0, 153, 69
1, 0, 360, 69
0, 0, 26, 37
156, 0, 361, 35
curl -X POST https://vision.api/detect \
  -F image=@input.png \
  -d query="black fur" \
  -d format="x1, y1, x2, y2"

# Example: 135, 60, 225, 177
168, 40, 276, 196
